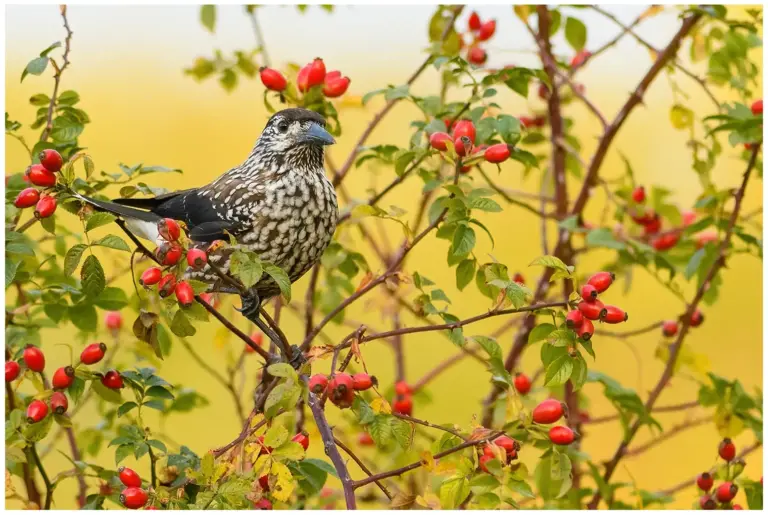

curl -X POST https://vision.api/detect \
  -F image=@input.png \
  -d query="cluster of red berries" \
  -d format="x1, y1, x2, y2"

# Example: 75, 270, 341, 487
429, 119, 512, 165
117, 467, 149, 509
251, 431, 309, 509
478, 434, 520, 473
661, 308, 704, 338
462, 11, 496, 65
6, 341, 122, 425
259, 58, 350, 98
308, 372, 376, 409
391, 381, 414, 416
139, 218, 205, 306
566, 271, 627, 341
13, 149, 64, 219
519, 114, 546, 130
629, 185, 683, 251
532, 399, 576, 445
570, 49, 592, 69
696, 438, 748, 510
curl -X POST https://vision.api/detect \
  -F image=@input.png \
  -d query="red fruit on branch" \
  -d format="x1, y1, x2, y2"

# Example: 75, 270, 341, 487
23, 345, 45, 373
699, 495, 716, 510
352, 373, 375, 391
602, 305, 628, 324
140, 267, 162, 287
307, 58, 327, 87
478, 454, 493, 473
26, 399, 49, 423
253, 499, 273, 510
158, 218, 181, 241
259, 67, 287, 92
394, 381, 412, 396
580, 284, 598, 301
549, 425, 575, 445
662, 320, 678, 337
105, 311, 122, 331
175, 281, 195, 307
453, 136, 472, 156
392, 394, 413, 416
429, 132, 452, 151
751, 99, 763, 116
5, 361, 20, 382
577, 299, 607, 321
323, 75, 351, 97
695, 231, 718, 248
578, 318, 595, 341
468, 11, 481, 31
476, 20, 496, 41
587, 271, 615, 293
39, 149, 63, 172
513, 373, 531, 395
14, 187, 40, 209
331, 386, 355, 409
715, 482, 738, 503
120, 487, 148, 510
50, 391, 68, 414
570, 50, 592, 68
682, 210, 697, 227
297, 65, 310, 92
631, 186, 646, 203
532, 399, 564, 424
34, 196, 57, 218
158, 274, 177, 298
292, 431, 310, 451
259, 474, 270, 491
718, 438, 736, 462
119, 467, 142, 488
513, 273, 525, 285
452, 120, 476, 144
733, 504, 743, 510
358, 432, 374, 446
690, 309, 704, 328
494, 435, 518, 456
565, 309, 584, 329
467, 46, 487, 65
329, 373, 353, 395
651, 232, 680, 251
156, 243, 182, 266
52, 366, 75, 390
643, 215, 662, 235
484, 143, 511, 163
101, 370, 124, 390
27, 164, 57, 187
186, 248, 208, 269
80, 342, 107, 365
697, 472, 713, 492
308, 374, 328, 394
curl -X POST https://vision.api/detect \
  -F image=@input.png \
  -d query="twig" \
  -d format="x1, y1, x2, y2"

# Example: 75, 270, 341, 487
40, 5, 73, 142
212, 408, 262, 458
333, 437, 393, 500
303, 265, 320, 337
195, 295, 270, 361
586, 401, 700, 425
392, 413, 467, 441
6, 381, 42, 506
476, 165, 553, 219
30, 444, 53, 510
245, 6, 270, 67
622, 416, 711, 458
595, 320, 663, 339
147, 445, 158, 488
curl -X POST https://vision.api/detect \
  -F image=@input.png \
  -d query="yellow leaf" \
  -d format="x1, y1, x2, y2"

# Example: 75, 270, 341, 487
355, 271, 374, 293
421, 451, 435, 472
647, 47, 658, 61
670, 104, 694, 130
213, 461, 230, 483
714, 407, 744, 438
514, 5, 532, 21
415, 493, 441, 510
250, 414, 265, 428
639, 5, 664, 19
434, 459, 458, 475
269, 461, 295, 502
370, 397, 392, 415
340, 95, 363, 108
251, 454, 271, 476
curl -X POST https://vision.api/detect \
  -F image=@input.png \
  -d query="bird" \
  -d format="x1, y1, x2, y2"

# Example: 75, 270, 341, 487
73, 108, 339, 308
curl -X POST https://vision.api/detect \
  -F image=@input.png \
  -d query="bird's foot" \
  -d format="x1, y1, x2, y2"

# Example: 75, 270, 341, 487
236, 290, 261, 323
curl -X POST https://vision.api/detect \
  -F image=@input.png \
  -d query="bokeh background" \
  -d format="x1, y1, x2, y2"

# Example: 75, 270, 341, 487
5, 4, 763, 509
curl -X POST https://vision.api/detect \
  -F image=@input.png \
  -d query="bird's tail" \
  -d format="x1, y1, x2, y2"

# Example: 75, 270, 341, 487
72, 192, 163, 242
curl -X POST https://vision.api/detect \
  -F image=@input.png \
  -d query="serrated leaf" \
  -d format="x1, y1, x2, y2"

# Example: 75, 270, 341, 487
451, 225, 476, 257
529, 255, 573, 273
117, 401, 138, 418
92, 235, 130, 252
529, 323, 556, 344
264, 264, 291, 301
146, 385, 174, 400
91, 379, 122, 404
544, 354, 574, 387
81, 255, 106, 298
264, 425, 290, 449
456, 259, 476, 291
564, 17, 587, 51
170, 310, 196, 337
85, 212, 116, 232
229, 250, 263, 289
64, 244, 88, 276
271, 441, 305, 462
5, 260, 20, 289
267, 363, 297, 380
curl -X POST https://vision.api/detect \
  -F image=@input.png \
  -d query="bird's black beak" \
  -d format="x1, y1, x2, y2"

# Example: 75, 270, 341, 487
302, 123, 335, 146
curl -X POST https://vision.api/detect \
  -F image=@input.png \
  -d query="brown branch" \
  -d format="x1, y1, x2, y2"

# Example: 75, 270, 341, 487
622, 416, 712, 458
392, 413, 467, 441
333, 437, 393, 500
595, 320, 664, 340
586, 143, 758, 510
303, 265, 320, 337
195, 295, 270, 361
30, 444, 52, 509
476, 165, 554, 219
586, 401, 700, 425
39, 5, 73, 142
212, 408, 262, 458
6, 381, 42, 506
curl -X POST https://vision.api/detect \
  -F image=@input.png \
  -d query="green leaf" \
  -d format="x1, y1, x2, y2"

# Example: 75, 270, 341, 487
5, 260, 20, 289
271, 441, 305, 462
451, 226, 476, 257
146, 385, 174, 400
228, 250, 263, 288
564, 17, 587, 51
529, 323, 556, 344
115, 444, 134, 465
440, 477, 470, 509
670, 104, 694, 130
170, 310, 196, 337
264, 382, 301, 419
267, 363, 298, 381
685, 248, 706, 280
85, 213, 116, 232
22, 57, 48, 82
470, 474, 500, 494
545, 354, 574, 387
69, 303, 97, 332
264, 424, 290, 449
93, 287, 129, 310
456, 259, 476, 291
529, 255, 573, 273
507, 478, 536, 498
264, 264, 291, 302
470, 197, 502, 212
92, 379, 122, 404
92, 235, 130, 252
64, 244, 88, 276
117, 402, 138, 418
68, 377, 86, 405
200, 5, 216, 32
81, 255, 106, 299
586, 228, 626, 250
571, 354, 588, 390
473, 335, 502, 362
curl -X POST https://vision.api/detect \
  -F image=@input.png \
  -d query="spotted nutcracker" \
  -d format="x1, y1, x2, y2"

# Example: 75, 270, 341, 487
73, 108, 338, 346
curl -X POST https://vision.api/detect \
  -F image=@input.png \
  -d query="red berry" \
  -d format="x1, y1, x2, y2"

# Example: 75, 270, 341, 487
358, 432, 374, 446
454, 135, 471, 156
651, 232, 680, 251
715, 482, 738, 503
34, 196, 57, 218
643, 215, 662, 235
186, 248, 208, 269
733, 504, 743, 510
352, 373, 375, 391
751, 99, 763, 116
308, 374, 328, 394
682, 210, 697, 227
101, 370, 124, 390
699, 495, 716, 510
23, 346, 45, 373
695, 231, 718, 249
174, 281, 195, 307
662, 320, 678, 338
570, 50, 592, 68
476, 20, 496, 41
80, 342, 107, 365
513, 373, 531, 395
140, 267, 162, 287
631, 210, 657, 225
484, 143, 511, 163
519, 115, 534, 128
120, 487, 148, 510
394, 381, 411, 396
156, 243, 182, 266
512, 273, 525, 285
577, 299, 607, 321
467, 46, 487, 65
565, 310, 584, 329
259, 474, 270, 491
392, 394, 413, 416
329, 373, 354, 402
6, 361, 20, 382
602, 305, 628, 324
38, 149, 63, 172
587, 271, 615, 293
429, 132, 452, 151
259, 67, 287, 92
158, 274, 177, 298
292, 431, 310, 451
297, 65, 310, 92
253, 499, 272, 510
306, 58, 326, 88
494, 435, 517, 456
254, 435, 273, 456
468, 11, 481, 31
631, 186, 646, 203
14, 187, 40, 209
26, 399, 48, 423
27, 164, 57, 187
52, 366, 75, 390
50, 391, 68, 415
549, 425, 575, 445
118, 467, 142, 488
452, 120, 476, 145
157, 218, 181, 241
577, 318, 595, 341
690, 309, 704, 328
478, 454, 493, 473
718, 438, 736, 462
532, 399, 564, 425
323, 76, 351, 98
105, 311, 123, 331
580, 283, 598, 301
697, 472, 714, 492
331, 387, 355, 409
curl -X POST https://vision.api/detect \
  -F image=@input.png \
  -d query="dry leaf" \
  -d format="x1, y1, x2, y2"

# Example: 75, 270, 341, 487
370, 397, 392, 414
355, 271, 374, 292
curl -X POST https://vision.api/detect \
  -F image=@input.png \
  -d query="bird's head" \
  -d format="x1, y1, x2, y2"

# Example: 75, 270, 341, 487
253, 108, 335, 171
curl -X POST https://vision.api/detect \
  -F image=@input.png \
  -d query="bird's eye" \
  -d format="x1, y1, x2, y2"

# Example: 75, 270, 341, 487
277, 121, 290, 133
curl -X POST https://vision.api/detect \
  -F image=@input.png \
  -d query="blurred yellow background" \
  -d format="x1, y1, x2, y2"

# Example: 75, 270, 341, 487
5, 4, 763, 510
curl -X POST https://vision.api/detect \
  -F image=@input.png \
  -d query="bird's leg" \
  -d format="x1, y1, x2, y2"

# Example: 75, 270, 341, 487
236, 290, 301, 367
